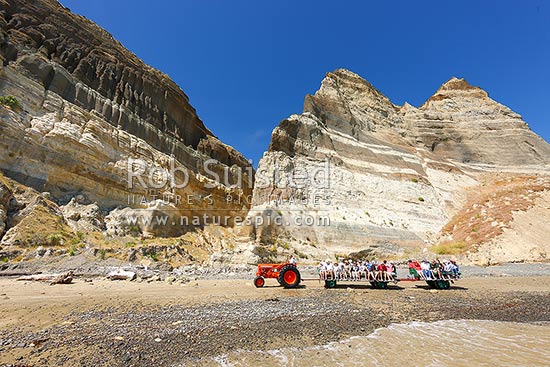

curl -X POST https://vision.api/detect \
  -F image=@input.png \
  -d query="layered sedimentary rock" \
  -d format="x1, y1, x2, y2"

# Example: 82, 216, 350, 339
0, 176, 12, 238
0, 0, 253, 240
402, 77, 550, 168
252, 69, 550, 256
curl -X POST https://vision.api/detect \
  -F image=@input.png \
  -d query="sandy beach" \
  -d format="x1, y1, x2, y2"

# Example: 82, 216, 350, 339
1, 269, 549, 367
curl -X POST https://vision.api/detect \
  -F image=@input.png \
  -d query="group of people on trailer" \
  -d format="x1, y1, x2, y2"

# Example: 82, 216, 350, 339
407, 259, 460, 280
318, 259, 397, 282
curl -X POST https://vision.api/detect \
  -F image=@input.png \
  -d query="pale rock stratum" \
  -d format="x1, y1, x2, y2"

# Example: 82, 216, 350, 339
250, 69, 550, 262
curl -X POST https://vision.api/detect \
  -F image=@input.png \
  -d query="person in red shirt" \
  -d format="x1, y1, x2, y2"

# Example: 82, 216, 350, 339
408, 259, 423, 279
377, 260, 389, 280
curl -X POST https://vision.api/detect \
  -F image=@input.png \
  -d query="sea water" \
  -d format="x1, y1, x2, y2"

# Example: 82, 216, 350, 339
197, 320, 550, 367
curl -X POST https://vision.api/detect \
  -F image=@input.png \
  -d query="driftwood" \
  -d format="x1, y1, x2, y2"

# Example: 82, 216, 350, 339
107, 269, 136, 281
17, 271, 73, 285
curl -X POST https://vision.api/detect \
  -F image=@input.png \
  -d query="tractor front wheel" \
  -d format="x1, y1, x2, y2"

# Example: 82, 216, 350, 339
278, 266, 301, 288
254, 276, 265, 288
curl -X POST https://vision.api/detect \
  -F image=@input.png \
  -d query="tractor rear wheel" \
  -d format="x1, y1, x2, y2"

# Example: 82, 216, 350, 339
278, 266, 301, 288
254, 276, 265, 288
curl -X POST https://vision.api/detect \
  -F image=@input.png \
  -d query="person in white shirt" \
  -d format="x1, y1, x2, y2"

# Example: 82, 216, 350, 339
325, 260, 335, 280
289, 255, 296, 265
421, 260, 432, 279
318, 260, 327, 280
443, 261, 453, 274
359, 262, 367, 280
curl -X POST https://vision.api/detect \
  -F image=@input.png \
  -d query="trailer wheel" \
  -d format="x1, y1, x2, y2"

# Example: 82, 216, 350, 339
254, 276, 265, 288
278, 266, 301, 288
373, 281, 388, 289
436, 280, 450, 289
324, 279, 337, 288
426, 280, 436, 289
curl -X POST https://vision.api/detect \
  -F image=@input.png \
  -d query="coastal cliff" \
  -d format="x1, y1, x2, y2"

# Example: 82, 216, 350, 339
251, 69, 550, 263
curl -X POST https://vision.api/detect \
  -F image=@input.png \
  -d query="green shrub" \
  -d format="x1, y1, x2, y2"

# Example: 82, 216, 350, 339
47, 233, 64, 246
418, 197, 425, 202
0, 95, 20, 109
68, 245, 76, 256
431, 242, 467, 255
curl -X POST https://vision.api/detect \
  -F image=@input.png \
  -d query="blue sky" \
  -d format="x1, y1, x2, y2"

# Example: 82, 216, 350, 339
59, 0, 549, 165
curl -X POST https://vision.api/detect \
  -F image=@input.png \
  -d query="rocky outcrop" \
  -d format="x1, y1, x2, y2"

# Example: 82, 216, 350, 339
403, 77, 550, 167
60, 198, 103, 233
0, 183, 72, 247
0, 0, 253, 239
0, 175, 12, 239
252, 69, 550, 258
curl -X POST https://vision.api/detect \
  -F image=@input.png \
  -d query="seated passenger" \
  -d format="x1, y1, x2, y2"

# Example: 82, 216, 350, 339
443, 260, 453, 277
450, 260, 460, 276
344, 260, 352, 280
387, 261, 397, 279
377, 260, 388, 281
431, 260, 442, 279
359, 262, 368, 280
318, 260, 327, 280
408, 260, 422, 279
338, 261, 345, 280
351, 262, 360, 281
421, 260, 432, 280
325, 260, 335, 280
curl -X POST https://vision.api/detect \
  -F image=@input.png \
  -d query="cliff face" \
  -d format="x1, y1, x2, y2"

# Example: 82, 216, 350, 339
403, 77, 550, 167
0, 0, 253, 245
0, 0, 233, 163
252, 69, 550, 260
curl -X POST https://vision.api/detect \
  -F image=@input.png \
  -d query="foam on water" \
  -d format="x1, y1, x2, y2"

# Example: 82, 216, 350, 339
194, 320, 550, 367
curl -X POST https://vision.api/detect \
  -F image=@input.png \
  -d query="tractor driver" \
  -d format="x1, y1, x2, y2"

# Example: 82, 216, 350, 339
289, 255, 297, 265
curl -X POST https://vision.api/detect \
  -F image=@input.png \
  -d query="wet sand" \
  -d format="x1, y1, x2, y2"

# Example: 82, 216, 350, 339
0, 275, 549, 366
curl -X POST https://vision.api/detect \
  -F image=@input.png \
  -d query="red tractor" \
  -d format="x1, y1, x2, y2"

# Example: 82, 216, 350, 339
254, 263, 301, 289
